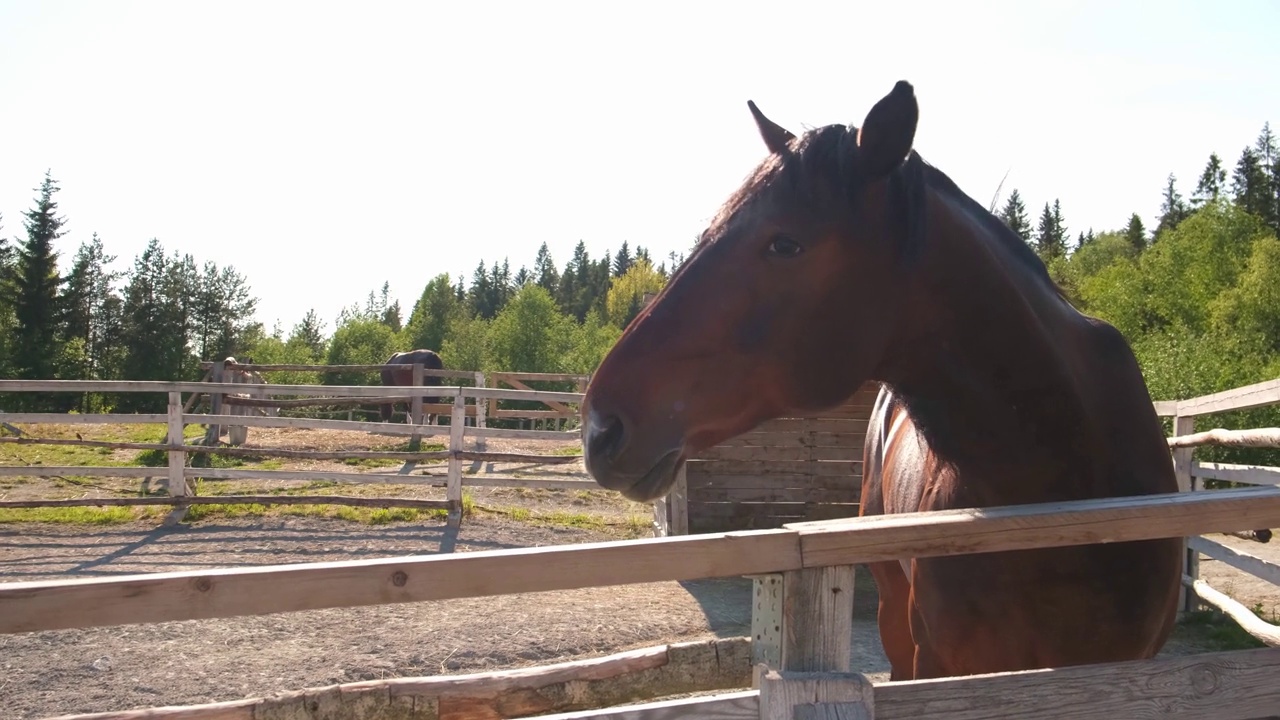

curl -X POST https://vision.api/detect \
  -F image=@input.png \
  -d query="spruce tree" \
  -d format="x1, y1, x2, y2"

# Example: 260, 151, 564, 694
1154, 173, 1190, 238
1192, 153, 1227, 207
10, 171, 66, 388
998, 188, 1032, 244
1123, 213, 1147, 253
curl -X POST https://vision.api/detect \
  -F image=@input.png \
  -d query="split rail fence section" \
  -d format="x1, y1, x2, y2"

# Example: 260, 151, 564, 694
0, 372, 589, 527
6, 478, 1280, 718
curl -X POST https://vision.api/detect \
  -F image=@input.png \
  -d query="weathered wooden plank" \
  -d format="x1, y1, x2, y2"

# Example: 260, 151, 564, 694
1175, 378, 1280, 417
1152, 399, 1179, 416
467, 426, 582, 441
690, 486, 857, 504
794, 485, 1280, 568
685, 474, 859, 492
872, 645, 1280, 720
188, 413, 450, 437
695, 445, 861, 462
1194, 461, 1280, 487
686, 459, 861, 478
709, 431, 866, 450
760, 668, 872, 720
0, 529, 803, 634
530, 690, 759, 720
1189, 536, 1280, 586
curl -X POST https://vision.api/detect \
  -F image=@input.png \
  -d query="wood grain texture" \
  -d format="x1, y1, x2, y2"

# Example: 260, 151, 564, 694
794, 485, 1280, 568
873, 645, 1280, 720
759, 668, 873, 720
1194, 461, 1280, 487
43, 638, 750, 720
0, 529, 802, 634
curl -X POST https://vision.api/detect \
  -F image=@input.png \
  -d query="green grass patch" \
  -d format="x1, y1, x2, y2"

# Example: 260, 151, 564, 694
550, 445, 583, 456
1174, 609, 1268, 651
0, 506, 162, 525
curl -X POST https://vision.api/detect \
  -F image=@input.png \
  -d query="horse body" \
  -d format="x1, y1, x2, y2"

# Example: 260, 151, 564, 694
579, 81, 1181, 680
380, 349, 445, 423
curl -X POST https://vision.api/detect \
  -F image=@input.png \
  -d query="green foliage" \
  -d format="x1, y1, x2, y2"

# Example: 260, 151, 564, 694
605, 258, 665, 328
486, 284, 576, 373
324, 317, 400, 385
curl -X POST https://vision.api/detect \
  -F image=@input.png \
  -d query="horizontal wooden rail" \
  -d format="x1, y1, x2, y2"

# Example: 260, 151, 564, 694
1194, 461, 1280, 487
6, 486, 1280, 635
1184, 575, 1280, 647
187, 413, 449, 436
1174, 378, 1280, 417
530, 646, 1280, 720
1188, 536, 1280, 586
0, 435, 458, 461
0, 380, 582, 403
41, 637, 746, 720
200, 361, 479, 379
1167, 427, 1280, 449
0, 495, 450, 511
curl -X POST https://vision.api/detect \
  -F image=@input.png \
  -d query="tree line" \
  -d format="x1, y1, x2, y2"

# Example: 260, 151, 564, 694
3, 120, 1278, 438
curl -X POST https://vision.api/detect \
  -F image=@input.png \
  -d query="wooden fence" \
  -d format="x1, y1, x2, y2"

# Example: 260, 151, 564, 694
0, 377, 588, 527
6, 475, 1280, 718
1154, 377, 1280, 641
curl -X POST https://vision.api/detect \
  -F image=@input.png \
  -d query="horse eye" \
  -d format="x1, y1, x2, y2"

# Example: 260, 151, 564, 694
767, 235, 803, 258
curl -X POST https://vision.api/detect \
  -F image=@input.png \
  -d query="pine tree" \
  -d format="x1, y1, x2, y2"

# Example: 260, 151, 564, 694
998, 188, 1032, 244
1154, 173, 1190, 238
1034, 200, 1068, 261
533, 242, 559, 296
1231, 146, 1270, 221
9, 171, 66, 391
1123, 213, 1147, 253
612, 241, 633, 277
289, 308, 327, 358
1192, 153, 1227, 207
1257, 123, 1280, 233
58, 232, 122, 383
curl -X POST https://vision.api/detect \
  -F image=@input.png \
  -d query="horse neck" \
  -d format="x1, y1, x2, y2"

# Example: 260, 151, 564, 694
877, 188, 1104, 503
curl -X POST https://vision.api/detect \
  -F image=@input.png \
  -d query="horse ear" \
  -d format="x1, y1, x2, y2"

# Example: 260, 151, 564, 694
747, 100, 796, 155
856, 80, 918, 178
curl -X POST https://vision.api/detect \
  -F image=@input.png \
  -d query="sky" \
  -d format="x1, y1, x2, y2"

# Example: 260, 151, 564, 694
1, 0, 1277, 336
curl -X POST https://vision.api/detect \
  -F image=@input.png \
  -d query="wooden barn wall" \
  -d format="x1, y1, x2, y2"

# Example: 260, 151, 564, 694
683, 381, 881, 534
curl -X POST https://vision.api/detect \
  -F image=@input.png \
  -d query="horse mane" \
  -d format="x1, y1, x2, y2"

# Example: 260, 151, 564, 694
699, 122, 1067, 302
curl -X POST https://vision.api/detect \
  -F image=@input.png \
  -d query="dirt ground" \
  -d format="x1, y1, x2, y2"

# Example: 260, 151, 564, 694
2, 424, 1279, 718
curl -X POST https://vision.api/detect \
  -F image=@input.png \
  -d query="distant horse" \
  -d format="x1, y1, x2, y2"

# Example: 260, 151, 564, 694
579, 81, 1181, 680
222, 356, 279, 446
379, 349, 445, 424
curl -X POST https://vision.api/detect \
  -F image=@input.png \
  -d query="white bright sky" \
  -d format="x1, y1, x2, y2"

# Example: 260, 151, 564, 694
1, 1, 1277, 335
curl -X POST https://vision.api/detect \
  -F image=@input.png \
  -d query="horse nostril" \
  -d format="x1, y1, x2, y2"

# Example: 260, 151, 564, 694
587, 414, 627, 463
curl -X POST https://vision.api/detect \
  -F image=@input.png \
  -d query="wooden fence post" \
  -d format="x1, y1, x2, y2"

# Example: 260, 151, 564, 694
1172, 412, 1198, 613
164, 391, 189, 527
750, 565, 855, 687
447, 391, 466, 529
409, 363, 424, 451
474, 372, 487, 451
758, 666, 874, 719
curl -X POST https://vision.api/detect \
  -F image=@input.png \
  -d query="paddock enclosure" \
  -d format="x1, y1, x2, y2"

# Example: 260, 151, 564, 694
3, 374, 1280, 718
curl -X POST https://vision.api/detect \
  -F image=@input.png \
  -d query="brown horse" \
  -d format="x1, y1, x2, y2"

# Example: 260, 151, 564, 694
579, 81, 1182, 680
380, 349, 446, 424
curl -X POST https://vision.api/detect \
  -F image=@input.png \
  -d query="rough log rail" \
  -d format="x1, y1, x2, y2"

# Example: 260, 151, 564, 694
0, 495, 451, 511
0, 436, 580, 464
40, 637, 750, 720
6, 485, 1280, 634
1167, 427, 1280, 449
1184, 575, 1280, 647
0, 380, 584, 404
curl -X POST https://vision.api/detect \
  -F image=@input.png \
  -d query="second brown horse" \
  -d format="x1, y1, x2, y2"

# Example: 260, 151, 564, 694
579, 81, 1181, 680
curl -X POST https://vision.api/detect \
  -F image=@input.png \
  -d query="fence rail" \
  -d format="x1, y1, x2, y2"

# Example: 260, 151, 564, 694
0, 377, 587, 526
